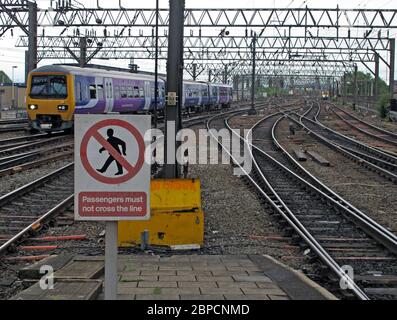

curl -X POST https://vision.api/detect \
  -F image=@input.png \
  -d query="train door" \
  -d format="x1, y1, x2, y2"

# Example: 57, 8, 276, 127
104, 78, 114, 113
144, 81, 152, 111
198, 85, 203, 106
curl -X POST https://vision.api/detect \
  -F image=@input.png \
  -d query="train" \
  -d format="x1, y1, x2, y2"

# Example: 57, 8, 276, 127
26, 65, 233, 133
321, 91, 330, 100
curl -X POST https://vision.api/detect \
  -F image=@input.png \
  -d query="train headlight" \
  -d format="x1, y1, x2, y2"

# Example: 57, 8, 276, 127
58, 105, 69, 112
28, 104, 38, 110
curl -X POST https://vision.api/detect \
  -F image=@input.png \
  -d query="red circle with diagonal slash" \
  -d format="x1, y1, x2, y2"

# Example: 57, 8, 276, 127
80, 119, 145, 185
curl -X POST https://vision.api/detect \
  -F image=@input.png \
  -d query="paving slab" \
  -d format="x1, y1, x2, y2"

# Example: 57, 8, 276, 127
106, 254, 336, 300
10, 280, 102, 301
19, 254, 74, 280
54, 258, 104, 280
11, 254, 336, 300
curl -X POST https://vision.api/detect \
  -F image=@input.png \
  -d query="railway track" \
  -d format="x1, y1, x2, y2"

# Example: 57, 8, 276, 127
207, 106, 397, 300
0, 124, 28, 133
291, 104, 397, 182
327, 103, 397, 146
0, 164, 74, 256
0, 119, 29, 133
0, 119, 28, 125
0, 135, 74, 173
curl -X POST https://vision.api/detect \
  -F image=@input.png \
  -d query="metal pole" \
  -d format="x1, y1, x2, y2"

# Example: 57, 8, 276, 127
28, 2, 38, 75
208, 69, 212, 82
389, 38, 395, 100
12, 67, 15, 110
79, 37, 87, 68
353, 65, 358, 108
235, 75, 239, 101
105, 222, 118, 300
192, 63, 197, 81
24, 51, 29, 85
164, 0, 185, 179
224, 64, 228, 84
374, 52, 380, 103
249, 33, 257, 115
241, 75, 245, 101
154, 0, 159, 129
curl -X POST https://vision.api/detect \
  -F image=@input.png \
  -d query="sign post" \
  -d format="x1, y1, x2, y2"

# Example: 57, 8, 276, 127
75, 115, 151, 300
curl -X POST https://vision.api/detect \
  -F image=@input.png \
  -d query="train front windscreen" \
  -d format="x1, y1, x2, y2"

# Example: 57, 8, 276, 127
30, 75, 68, 100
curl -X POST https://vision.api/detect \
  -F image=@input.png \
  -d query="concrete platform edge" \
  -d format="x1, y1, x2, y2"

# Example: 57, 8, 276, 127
250, 255, 338, 301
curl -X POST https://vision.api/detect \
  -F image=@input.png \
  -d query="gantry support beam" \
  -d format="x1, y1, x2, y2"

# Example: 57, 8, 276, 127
16, 35, 392, 52
2, 3, 390, 86
33, 48, 379, 63
204, 61, 354, 84
2, 7, 397, 30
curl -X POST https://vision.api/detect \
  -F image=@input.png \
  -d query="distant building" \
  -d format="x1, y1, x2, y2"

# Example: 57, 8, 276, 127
0, 83, 26, 111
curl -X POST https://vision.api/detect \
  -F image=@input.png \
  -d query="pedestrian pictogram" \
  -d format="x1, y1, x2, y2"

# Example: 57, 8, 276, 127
75, 115, 151, 222
97, 128, 127, 176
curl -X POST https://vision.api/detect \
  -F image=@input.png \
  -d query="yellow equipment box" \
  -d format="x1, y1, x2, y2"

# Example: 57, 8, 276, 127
118, 179, 204, 248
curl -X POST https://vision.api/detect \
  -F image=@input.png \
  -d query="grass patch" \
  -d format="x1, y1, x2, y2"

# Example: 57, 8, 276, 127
153, 288, 162, 295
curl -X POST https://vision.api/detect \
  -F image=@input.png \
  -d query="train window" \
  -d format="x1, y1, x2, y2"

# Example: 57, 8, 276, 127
121, 86, 127, 99
127, 87, 134, 98
30, 75, 68, 99
114, 86, 120, 99
139, 88, 144, 98
133, 86, 140, 98
90, 85, 97, 99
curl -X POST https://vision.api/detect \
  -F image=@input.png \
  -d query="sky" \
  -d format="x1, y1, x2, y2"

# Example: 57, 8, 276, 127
0, 0, 396, 83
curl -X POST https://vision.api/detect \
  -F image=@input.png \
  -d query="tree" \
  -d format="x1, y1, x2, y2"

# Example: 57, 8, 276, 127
343, 70, 392, 118
343, 71, 389, 97
0, 71, 12, 84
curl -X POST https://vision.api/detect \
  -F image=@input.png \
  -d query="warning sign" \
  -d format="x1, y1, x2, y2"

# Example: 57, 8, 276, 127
75, 115, 151, 221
